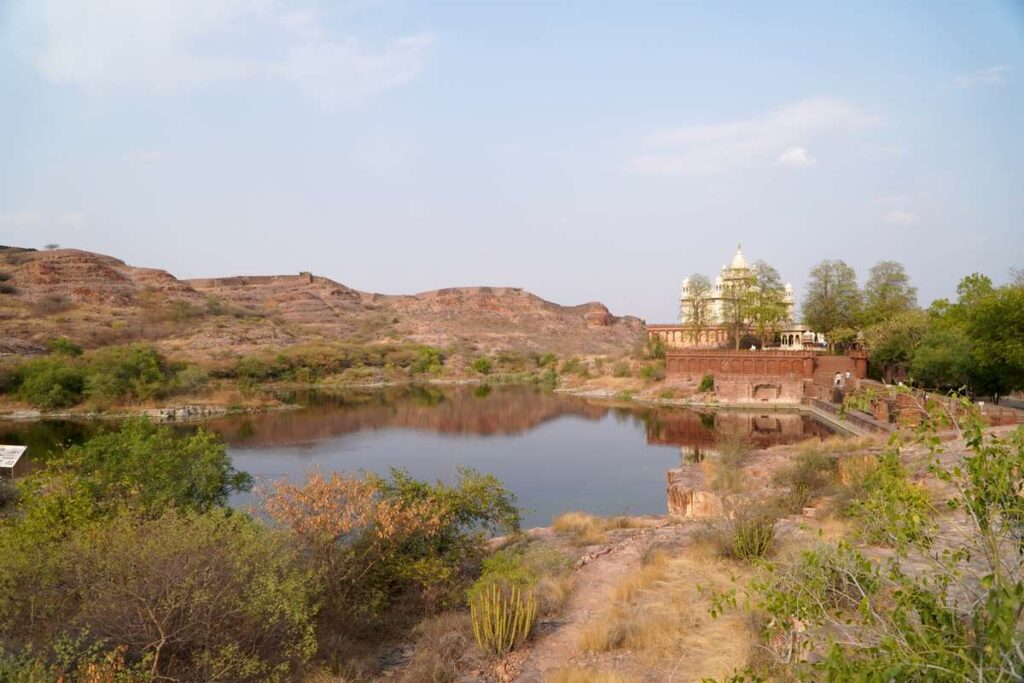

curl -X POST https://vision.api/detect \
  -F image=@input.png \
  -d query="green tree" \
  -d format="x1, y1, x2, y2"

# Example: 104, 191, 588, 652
956, 272, 994, 309
964, 283, 1024, 399
721, 271, 756, 350
910, 326, 973, 390
802, 260, 862, 350
746, 260, 789, 347
57, 417, 252, 516
681, 273, 713, 345
862, 260, 917, 325
862, 309, 930, 382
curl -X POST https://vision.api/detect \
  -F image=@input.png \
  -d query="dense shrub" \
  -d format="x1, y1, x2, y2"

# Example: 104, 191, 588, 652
0, 509, 315, 681
639, 362, 665, 381
698, 374, 715, 392
5, 345, 212, 409
50, 417, 252, 517
85, 344, 173, 405
15, 356, 86, 409
559, 357, 587, 377
411, 347, 444, 374
772, 449, 837, 512
471, 357, 492, 375
78, 510, 315, 680
844, 450, 931, 547
265, 466, 519, 627
46, 336, 82, 356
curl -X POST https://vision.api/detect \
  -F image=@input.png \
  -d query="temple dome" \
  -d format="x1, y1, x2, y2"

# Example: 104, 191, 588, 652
729, 244, 747, 270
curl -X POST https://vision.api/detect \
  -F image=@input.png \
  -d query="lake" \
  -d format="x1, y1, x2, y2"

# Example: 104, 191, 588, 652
2, 385, 836, 527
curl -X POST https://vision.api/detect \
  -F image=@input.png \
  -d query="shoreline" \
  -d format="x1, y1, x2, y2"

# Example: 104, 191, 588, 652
1, 376, 872, 435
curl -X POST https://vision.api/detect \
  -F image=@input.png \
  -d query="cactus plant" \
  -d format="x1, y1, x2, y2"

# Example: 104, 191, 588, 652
469, 582, 537, 657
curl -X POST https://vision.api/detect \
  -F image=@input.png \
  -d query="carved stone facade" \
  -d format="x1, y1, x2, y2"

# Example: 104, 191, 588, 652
648, 244, 834, 350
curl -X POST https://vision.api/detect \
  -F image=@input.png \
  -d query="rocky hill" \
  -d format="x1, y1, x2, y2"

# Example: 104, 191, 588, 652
0, 247, 644, 360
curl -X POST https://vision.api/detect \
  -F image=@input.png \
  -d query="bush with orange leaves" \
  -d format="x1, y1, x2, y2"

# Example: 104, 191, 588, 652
262, 466, 520, 628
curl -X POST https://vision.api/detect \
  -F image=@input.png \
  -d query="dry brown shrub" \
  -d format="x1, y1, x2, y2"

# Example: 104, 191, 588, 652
32, 294, 73, 315
400, 612, 473, 683
261, 472, 445, 624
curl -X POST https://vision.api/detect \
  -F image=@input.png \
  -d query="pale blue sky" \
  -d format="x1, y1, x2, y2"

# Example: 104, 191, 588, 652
1, 1, 1021, 322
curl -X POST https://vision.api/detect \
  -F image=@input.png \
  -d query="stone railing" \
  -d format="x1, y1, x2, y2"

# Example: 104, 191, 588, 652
801, 397, 892, 434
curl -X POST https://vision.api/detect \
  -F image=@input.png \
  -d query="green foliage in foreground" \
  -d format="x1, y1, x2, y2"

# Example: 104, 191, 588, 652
60, 417, 252, 516
0, 418, 520, 681
845, 448, 932, 548
713, 396, 1024, 681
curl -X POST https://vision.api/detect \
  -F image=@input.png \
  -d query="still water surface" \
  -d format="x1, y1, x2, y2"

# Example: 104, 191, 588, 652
3, 385, 835, 527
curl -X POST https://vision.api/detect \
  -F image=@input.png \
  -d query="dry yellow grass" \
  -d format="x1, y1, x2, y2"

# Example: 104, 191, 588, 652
552, 512, 608, 546
535, 574, 574, 616
552, 512, 655, 546
612, 550, 671, 603
544, 668, 637, 683
577, 547, 754, 679
798, 434, 884, 457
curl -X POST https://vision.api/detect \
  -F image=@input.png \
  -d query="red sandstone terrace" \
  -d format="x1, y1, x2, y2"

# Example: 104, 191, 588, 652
664, 348, 867, 382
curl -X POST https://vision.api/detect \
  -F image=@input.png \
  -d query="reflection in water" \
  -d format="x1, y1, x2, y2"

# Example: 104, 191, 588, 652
2, 386, 836, 527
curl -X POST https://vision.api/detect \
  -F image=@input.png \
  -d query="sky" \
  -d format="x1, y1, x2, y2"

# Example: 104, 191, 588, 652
1, 0, 1022, 323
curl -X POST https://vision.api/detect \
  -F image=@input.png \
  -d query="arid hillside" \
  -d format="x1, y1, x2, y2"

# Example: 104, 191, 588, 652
0, 247, 644, 360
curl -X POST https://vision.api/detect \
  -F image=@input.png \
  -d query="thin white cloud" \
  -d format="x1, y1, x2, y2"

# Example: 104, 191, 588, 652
954, 65, 1010, 88
275, 33, 433, 107
777, 146, 816, 168
630, 98, 879, 175
884, 209, 919, 226
12, 0, 432, 106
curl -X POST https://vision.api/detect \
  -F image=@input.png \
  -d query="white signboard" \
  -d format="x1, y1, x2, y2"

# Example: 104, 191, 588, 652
0, 445, 26, 469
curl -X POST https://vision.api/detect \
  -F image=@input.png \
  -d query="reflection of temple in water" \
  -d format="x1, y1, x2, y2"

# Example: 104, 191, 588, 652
645, 408, 835, 461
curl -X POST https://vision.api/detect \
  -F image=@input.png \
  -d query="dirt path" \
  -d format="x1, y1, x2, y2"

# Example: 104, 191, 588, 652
511, 528, 659, 682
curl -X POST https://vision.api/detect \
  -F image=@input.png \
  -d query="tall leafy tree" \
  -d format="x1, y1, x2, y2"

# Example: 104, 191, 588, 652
863, 309, 930, 382
721, 270, 756, 349
802, 260, 862, 350
746, 260, 789, 347
680, 273, 713, 345
863, 260, 918, 325
964, 284, 1024, 399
